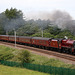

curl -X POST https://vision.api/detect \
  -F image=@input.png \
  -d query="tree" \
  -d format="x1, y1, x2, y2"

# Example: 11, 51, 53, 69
0, 25, 5, 34
55, 29, 73, 38
5, 8, 23, 19
3, 8, 25, 33
45, 26, 61, 35
16, 24, 39, 36
32, 32, 41, 37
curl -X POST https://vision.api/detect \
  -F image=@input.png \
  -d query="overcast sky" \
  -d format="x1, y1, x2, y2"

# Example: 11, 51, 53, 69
0, 0, 75, 20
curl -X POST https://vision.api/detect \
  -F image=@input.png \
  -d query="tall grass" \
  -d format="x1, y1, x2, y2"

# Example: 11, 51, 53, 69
0, 45, 15, 60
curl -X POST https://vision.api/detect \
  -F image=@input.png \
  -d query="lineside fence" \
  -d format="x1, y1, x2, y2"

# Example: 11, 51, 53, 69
0, 60, 75, 75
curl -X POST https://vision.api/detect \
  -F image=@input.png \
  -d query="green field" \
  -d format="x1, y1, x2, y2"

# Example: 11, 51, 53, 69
0, 45, 75, 69
0, 65, 50, 75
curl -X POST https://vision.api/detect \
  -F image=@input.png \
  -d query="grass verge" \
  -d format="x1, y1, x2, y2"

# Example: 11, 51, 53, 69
0, 65, 50, 75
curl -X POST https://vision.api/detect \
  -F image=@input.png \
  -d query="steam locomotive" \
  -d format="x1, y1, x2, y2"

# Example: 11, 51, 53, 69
0, 35, 75, 55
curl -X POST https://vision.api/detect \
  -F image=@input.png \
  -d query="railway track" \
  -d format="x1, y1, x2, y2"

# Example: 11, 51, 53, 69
0, 41, 75, 61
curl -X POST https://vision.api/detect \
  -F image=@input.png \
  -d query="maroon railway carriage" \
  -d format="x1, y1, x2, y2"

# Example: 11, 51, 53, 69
9, 35, 19, 42
49, 38, 62, 52
50, 39, 59, 48
19, 36, 32, 45
0, 35, 9, 41
31, 37, 51, 49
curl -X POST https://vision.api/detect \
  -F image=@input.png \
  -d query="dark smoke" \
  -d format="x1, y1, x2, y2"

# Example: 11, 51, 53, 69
32, 10, 75, 34
50, 10, 75, 35
50, 10, 72, 28
26, 10, 74, 30
0, 13, 25, 33
4, 17, 25, 32
64, 20, 75, 34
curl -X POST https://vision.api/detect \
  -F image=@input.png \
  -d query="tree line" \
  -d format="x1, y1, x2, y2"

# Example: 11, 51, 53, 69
0, 8, 75, 39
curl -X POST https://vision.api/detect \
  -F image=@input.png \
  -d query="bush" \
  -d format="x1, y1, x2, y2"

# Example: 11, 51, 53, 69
18, 50, 32, 64
0, 53, 14, 60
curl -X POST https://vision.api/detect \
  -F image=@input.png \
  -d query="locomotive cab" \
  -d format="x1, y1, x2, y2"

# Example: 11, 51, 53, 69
73, 41, 75, 54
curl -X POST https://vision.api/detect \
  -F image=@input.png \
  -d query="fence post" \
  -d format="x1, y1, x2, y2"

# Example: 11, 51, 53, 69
68, 69, 70, 75
44, 65, 45, 73
61, 68, 63, 75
